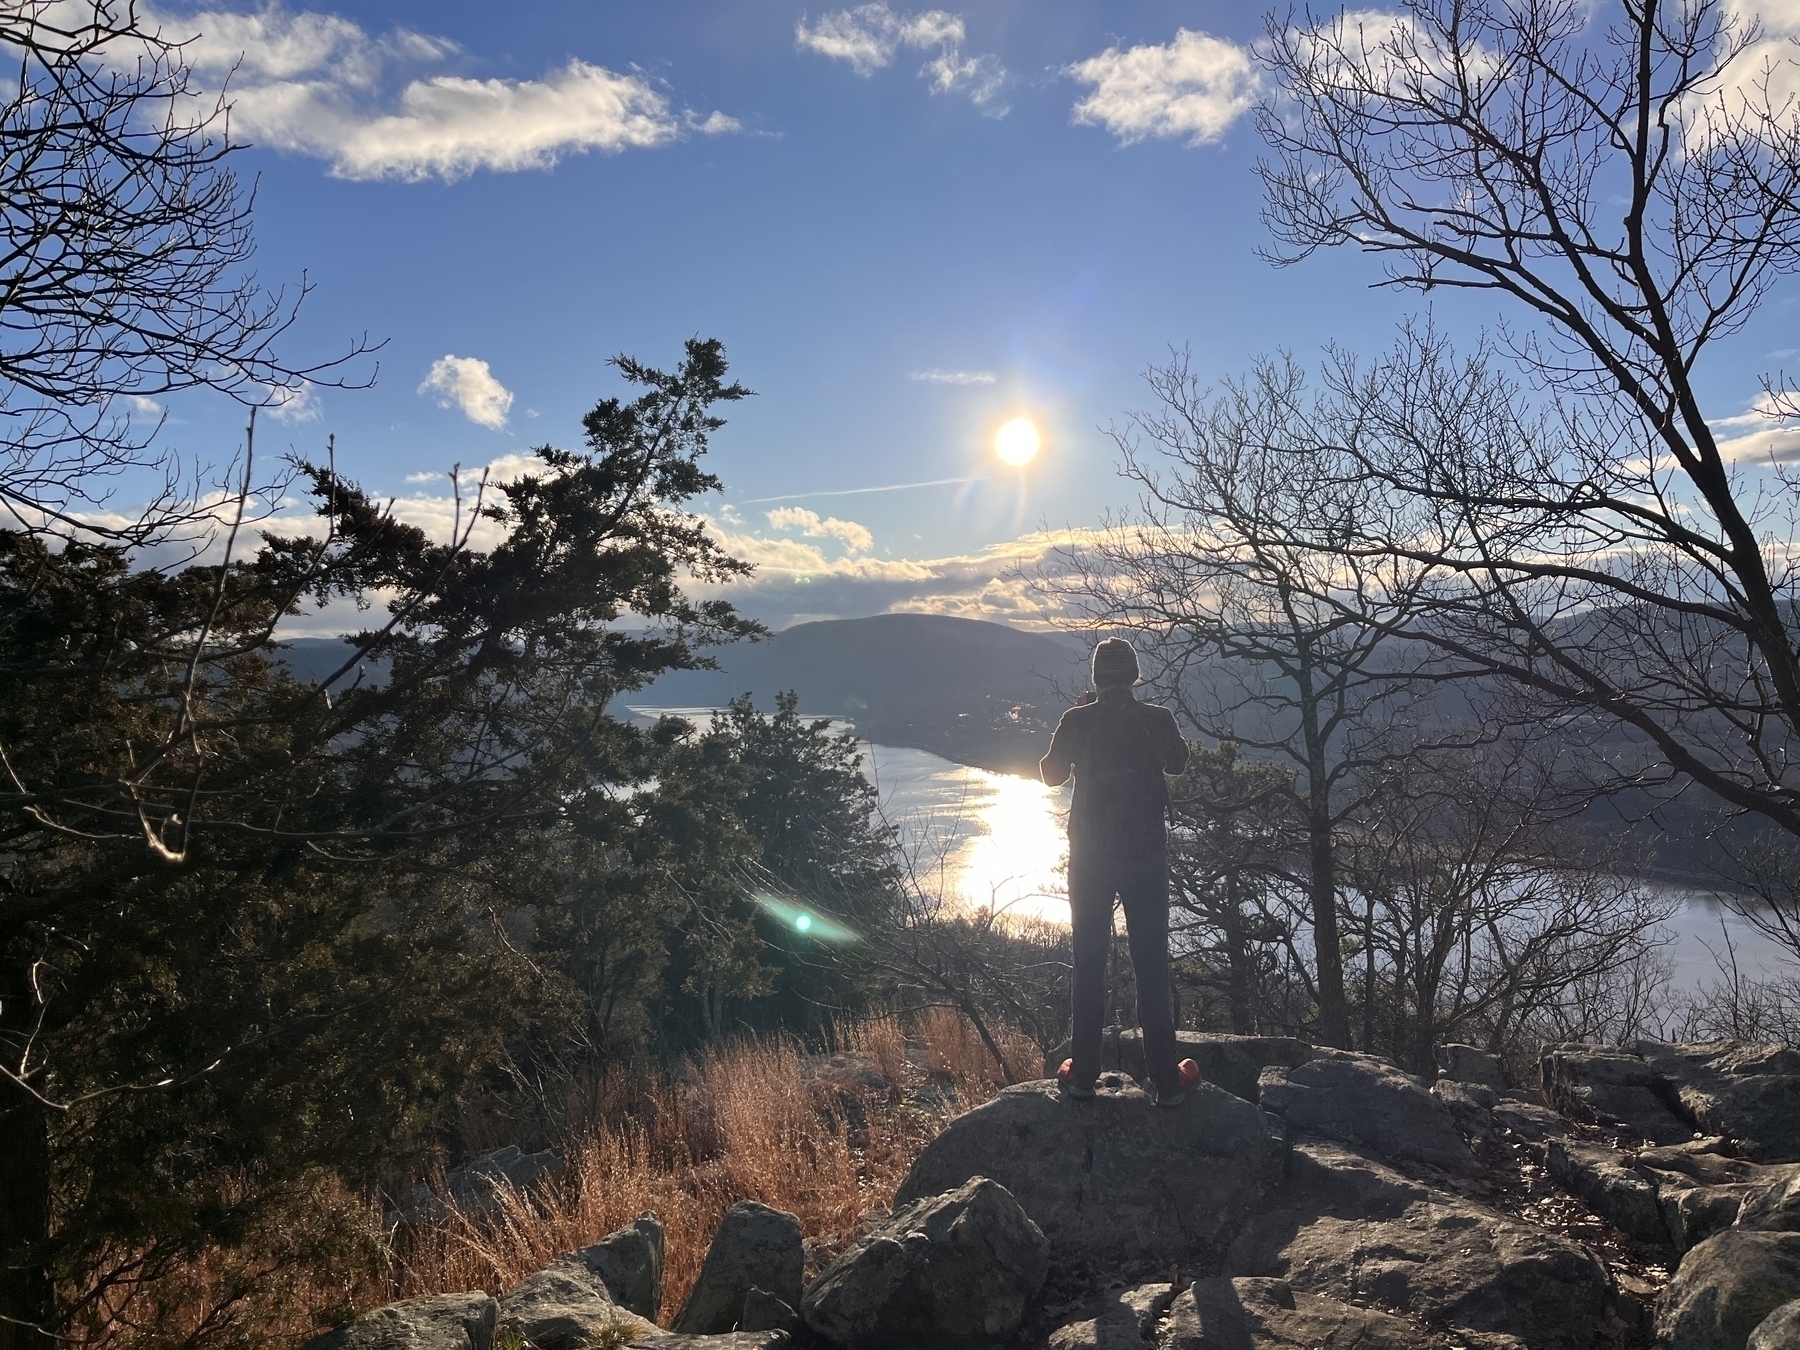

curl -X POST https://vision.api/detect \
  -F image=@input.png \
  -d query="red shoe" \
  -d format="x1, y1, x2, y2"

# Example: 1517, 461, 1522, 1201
1157, 1058, 1201, 1108
1058, 1058, 1096, 1100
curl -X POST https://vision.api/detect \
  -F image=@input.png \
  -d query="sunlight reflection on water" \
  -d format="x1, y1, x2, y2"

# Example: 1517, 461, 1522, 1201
859, 742, 1070, 926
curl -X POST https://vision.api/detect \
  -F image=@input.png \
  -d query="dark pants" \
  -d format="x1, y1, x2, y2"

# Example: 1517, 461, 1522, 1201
1068, 848, 1178, 1093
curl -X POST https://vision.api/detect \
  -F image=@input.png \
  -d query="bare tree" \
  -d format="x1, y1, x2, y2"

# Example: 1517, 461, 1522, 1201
1343, 741, 1676, 1074
0, 1, 370, 539
1257, 0, 1800, 840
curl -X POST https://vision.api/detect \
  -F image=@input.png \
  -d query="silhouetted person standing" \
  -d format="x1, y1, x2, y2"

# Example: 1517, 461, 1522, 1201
1040, 638, 1198, 1105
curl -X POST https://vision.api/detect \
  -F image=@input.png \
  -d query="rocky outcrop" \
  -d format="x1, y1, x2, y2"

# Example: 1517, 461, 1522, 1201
1160, 1276, 1438, 1350
672, 1202, 803, 1337
800, 1176, 1048, 1350
1657, 1229, 1800, 1350
316, 1034, 1800, 1350
1258, 1052, 1476, 1176
1541, 1042, 1695, 1145
1638, 1040, 1800, 1162
1227, 1144, 1608, 1350
1044, 1282, 1177, 1350
303, 1292, 497, 1350
892, 1079, 1282, 1263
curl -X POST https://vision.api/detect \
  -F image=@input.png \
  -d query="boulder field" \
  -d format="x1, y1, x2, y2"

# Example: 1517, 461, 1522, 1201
305, 1036, 1800, 1350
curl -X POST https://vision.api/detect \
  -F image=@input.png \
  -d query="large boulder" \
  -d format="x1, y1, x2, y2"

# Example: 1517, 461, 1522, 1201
1436, 1043, 1506, 1089
891, 1079, 1282, 1263
566, 1214, 665, 1320
1750, 1300, 1800, 1350
1227, 1144, 1608, 1350
1657, 1230, 1800, 1350
1637, 1040, 1800, 1162
401, 1146, 564, 1225
304, 1293, 497, 1350
1158, 1276, 1436, 1350
673, 1202, 803, 1336
627, 1333, 792, 1350
1545, 1139, 1669, 1245
1258, 1052, 1475, 1176
1540, 1043, 1694, 1145
801, 1176, 1048, 1350
497, 1259, 652, 1350
1045, 1282, 1178, 1350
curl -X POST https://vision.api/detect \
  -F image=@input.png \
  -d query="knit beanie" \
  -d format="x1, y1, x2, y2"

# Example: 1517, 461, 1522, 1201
1091, 637, 1141, 689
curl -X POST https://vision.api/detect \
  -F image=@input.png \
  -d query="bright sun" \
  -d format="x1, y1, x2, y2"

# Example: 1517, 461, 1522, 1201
995, 417, 1041, 467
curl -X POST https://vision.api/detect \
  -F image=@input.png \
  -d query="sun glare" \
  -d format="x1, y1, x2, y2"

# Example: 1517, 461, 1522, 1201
995, 417, 1041, 467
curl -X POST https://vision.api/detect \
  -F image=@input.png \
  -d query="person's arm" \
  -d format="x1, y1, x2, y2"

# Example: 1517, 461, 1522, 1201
1151, 706, 1189, 775
1040, 710, 1077, 787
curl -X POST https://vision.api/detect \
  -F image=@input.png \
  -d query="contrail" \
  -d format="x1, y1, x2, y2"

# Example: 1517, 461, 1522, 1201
739, 475, 982, 505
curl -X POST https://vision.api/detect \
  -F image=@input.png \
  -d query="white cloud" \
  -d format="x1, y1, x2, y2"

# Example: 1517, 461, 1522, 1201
796, 3, 1008, 112
1710, 389, 1792, 428
767, 506, 875, 553
161, 4, 737, 181
419, 355, 513, 429
909, 367, 997, 385
128, 394, 164, 415
1068, 28, 1262, 147
264, 380, 322, 423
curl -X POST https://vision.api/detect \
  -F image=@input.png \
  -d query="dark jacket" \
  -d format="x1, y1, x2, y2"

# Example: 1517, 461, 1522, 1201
1040, 688, 1189, 860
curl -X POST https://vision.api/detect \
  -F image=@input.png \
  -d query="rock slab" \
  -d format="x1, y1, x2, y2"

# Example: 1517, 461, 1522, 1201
1259, 1052, 1476, 1175
801, 1176, 1048, 1350
1046, 1282, 1178, 1350
893, 1079, 1281, 1263
304, 1292, 497, 1350
673, 1202, 803, 1336
1158, 1276, 1436, 1350
1228, 1144, 1607, 1350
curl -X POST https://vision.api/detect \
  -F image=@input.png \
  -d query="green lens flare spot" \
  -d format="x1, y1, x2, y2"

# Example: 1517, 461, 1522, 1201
795, 913, 813, 932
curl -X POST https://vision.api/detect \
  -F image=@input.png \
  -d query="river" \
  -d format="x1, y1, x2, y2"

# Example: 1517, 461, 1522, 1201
628, 706, 1791, 993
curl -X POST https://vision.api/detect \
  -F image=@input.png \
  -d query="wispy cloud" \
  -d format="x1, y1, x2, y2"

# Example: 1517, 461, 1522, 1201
163, 3, 739, 181
419, 355, 513, 428
796, 3, 1007, 113
766, 505, 874, 552
910, 367, 997, 385
1067, 28, 1261, 146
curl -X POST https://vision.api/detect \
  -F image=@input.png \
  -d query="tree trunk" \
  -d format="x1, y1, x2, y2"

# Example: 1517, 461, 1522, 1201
0, 1075, 54, 1348
1223, 874, 1253, 1035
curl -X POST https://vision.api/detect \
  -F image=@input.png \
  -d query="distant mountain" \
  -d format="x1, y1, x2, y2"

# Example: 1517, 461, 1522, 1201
639, 614, 1091, 774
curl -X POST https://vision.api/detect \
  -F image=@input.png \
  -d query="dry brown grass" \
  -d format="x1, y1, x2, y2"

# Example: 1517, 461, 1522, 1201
74, 1012, 1039, 1347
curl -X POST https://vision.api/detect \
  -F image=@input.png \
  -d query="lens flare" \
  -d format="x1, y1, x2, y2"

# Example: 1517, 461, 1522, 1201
751, 892, 856, 942
996, 417, 1040, 467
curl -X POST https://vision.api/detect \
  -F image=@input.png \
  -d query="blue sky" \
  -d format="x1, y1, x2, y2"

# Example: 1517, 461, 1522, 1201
142, 0, 1800, 629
